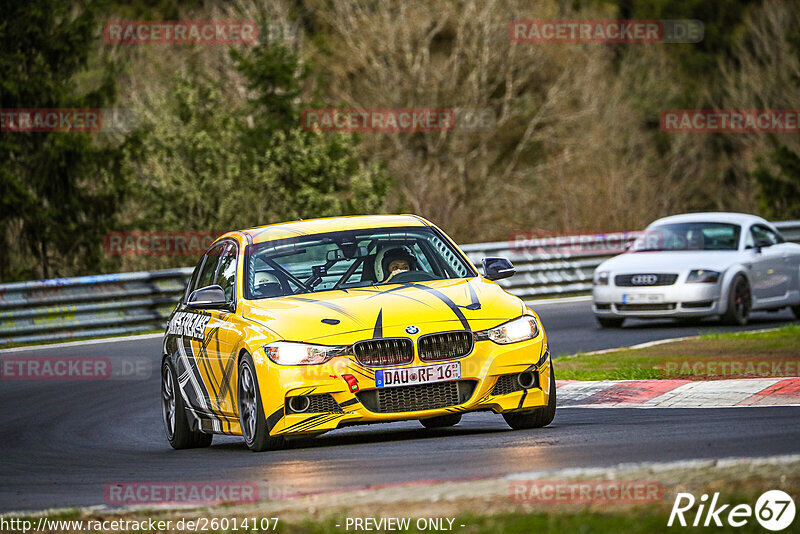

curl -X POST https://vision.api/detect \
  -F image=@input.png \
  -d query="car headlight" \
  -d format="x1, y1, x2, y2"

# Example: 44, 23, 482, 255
474, 316, 539, 344
264, 341, 349, 365
594, 271, 610, 285
686, 269, 720, 283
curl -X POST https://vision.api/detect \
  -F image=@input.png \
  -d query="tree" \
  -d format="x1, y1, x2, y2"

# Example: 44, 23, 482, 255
0, 0, 127, 281
752, 143, 800, 220
121, 36, 388, 271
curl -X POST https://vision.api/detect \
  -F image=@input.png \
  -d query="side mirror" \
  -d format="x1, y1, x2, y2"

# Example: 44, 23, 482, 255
482, 257, 516, 281
748, 239, 772, 253
187, 285, 229, 309
755, 239, 772, 252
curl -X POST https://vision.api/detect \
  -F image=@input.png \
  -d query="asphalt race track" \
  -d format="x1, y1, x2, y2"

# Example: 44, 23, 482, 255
1, 299, 798, 513
533, 297, 798, 356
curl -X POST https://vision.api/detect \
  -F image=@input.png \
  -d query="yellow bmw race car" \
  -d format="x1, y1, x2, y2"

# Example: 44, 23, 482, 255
161, 215, 555, 451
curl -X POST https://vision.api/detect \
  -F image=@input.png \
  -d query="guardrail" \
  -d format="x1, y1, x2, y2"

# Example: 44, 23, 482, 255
2, 220, 798, 346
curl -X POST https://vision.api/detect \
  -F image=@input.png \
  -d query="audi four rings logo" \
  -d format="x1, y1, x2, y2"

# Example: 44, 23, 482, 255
631, 274, 659, 285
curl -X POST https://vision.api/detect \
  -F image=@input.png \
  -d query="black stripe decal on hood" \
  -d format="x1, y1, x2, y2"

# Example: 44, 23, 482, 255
364, 284, 433, 307
406, 283, 470, 330
373, 309, 383, 338
461, 282, 481, 310
285, 296, 365, 326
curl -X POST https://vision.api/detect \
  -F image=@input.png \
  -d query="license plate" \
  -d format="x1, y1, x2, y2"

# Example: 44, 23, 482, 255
375, 362, 461, 388
622, 293, 665, 304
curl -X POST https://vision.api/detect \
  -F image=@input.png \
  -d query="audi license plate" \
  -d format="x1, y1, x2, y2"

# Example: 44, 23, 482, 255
375, 362, 461, 388
622, 293, 665, 304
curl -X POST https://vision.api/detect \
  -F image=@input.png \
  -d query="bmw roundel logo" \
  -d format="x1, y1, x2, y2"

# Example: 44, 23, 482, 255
405, 325, 420, 335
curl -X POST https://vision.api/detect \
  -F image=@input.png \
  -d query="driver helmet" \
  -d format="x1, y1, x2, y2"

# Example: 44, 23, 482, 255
380, 246, 417, 280
254, 270, 280, 288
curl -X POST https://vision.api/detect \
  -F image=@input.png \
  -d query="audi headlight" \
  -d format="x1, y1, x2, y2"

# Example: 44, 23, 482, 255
264, 341, 349, 365
594, 271, 610, 285
474, 316, 539, 344
686, 269, 720, 284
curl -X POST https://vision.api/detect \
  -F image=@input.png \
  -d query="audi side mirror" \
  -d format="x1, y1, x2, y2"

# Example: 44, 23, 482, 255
755, 239, 772, 252
482, 257, 516, 281
748, 239, 772, 253
187, 285, 229, 309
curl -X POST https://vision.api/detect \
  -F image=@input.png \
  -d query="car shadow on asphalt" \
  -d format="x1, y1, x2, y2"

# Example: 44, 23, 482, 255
208, 421, 513, 452
613, 313, 797, 330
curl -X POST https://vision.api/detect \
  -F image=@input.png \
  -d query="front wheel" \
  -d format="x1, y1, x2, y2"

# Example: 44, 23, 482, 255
721, 274, 751, 326
238, 353, 285, 452
503, 368, 557, 430
420, 413, 462, 428
162, 360, 212, 449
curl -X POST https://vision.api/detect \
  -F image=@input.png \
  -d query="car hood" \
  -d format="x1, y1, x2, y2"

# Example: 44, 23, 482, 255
599, 250, 742, 273
240, 278, 524, 344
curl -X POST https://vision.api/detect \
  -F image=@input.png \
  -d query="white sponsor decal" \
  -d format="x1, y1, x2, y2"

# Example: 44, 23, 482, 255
668, 490, 795, 530
167, 311, 211, 340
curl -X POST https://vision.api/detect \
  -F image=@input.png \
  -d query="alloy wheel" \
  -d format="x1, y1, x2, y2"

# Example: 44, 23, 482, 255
239, 363, 258, 443
161, 364, 176, 439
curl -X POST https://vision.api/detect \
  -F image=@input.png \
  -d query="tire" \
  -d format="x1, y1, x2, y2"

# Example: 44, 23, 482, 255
420, 413, 462, 429
597, 317, 624, 328
791, 305, 800, 320
503, 367, 557, 430
161, 360, 213, 449
238, 353, 286, 452
721, 274, 751, 326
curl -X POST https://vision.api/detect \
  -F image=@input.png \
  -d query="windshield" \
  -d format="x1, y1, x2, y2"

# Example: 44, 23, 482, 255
631, 222, 741, 252
244, 226, 476, 299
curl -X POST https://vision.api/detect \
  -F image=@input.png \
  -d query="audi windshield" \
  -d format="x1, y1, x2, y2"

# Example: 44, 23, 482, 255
631, 222, 741, 252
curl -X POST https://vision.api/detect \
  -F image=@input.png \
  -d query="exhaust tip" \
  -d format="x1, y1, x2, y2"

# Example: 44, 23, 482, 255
288, 395, 311, 413
517, 371, 537, 390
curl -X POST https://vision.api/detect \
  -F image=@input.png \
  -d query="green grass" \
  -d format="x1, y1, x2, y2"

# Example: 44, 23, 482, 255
557, 325, 800, 381
16, 477, 796, 534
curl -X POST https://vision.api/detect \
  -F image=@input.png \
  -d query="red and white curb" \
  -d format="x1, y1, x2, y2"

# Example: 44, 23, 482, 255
556, 378, 800, 408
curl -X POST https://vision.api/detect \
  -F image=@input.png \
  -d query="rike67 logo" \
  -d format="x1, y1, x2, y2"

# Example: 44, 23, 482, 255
669, 490, 795, 531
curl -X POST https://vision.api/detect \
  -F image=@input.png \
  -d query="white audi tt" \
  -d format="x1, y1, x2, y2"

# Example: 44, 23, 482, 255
592, 213, 800, 327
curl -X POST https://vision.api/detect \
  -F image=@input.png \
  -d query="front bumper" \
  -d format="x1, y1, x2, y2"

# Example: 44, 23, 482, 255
592, 281, 724, 318
248, 334, 551, 437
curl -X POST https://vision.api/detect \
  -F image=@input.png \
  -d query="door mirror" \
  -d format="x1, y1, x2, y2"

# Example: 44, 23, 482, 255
755, 239, 772, 251
748, 239, 772, 253
187, 285, 229, 309
482, 257, 516, 281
